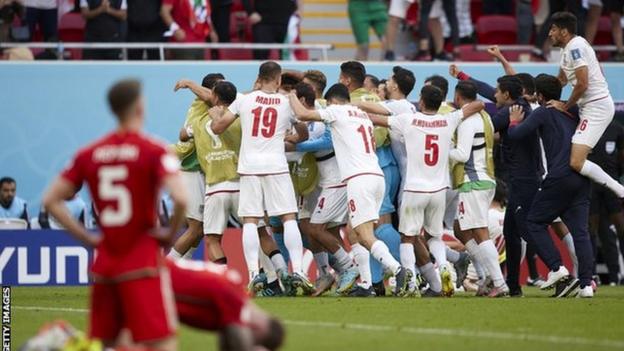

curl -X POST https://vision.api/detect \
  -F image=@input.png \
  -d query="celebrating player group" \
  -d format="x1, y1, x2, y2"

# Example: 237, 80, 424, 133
40, 10, 622, 351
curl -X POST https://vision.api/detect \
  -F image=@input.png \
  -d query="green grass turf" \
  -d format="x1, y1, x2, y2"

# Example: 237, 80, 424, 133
8, 286, 624, 350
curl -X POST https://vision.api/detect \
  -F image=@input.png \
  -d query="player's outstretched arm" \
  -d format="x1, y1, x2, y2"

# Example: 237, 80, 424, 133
352, 101, 391, 116
210, 107, 237, 135
368, 113, 390, 128
450, 64, 497, 103
42, 177, 100, 247
292, 122, 310, 142
449, 121, 476, 163
487, 45, 517, 75
174, 79, 213, 102
289, 93, 321, 121
460, 100, 486, 118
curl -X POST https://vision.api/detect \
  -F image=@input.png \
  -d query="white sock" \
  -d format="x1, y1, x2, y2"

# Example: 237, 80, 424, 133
242, 223, 260, 279
520, 239, 527, 263
351, 243, 372, 288
370, 240, 401, 275
428, 237, 447, 268
479, 240, 506, 287
314, 252, 330, 276
465, 239, 487, 279
333, 247, 353, 273
419, 262, 442, 293
283, 220, 304, 275
182, 246, 197, 260
167, 248, 183, 260
260, 252, 277, 283
446, 246, 461, 263
269, 251, 288, 274
580, 160, 624, 197
562, 233, 578, 277
400, 243, 417, 285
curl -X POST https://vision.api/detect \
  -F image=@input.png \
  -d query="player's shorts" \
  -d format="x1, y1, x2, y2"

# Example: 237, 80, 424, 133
310, 185, 349, 227
573, 95, 615, 148
238, 173, 298, 218
429, 0, 444, 18
299, 187, 321, 220
399, 189, 446, 237
457, 188, 495, 231
380, 163, 400, 215
605, 0, 623, 13
203, 181, 239, 235
89, 268, 177, 342
166, 259, 249, 331
388, 0, 411, 19
181, 171, 205, 221
347, 174, 385, 228
348, 0, 388, 44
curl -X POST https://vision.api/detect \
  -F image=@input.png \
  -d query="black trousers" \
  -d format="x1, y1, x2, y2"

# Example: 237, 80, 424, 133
252, 22, 288, 60
210, 0, 232, 42
127, 23, 164, 60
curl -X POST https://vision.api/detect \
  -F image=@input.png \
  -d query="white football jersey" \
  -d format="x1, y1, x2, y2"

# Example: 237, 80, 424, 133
306, 121, 342, 188
389, 110, 463, 192
487, 207, 505, 241
318, 104, 383, 182
381, 99, 417, 181
560, 36, 610, 105
228, 91, 296, 175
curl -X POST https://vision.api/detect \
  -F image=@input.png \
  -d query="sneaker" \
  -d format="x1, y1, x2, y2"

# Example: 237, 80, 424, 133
526, 276, 546, 287
258, 280, 284, 297
393, 267, 412, 296
440, 266, 454, 297
348, 285, 376, 297
336, 267, 359, 295
249, 272, 267, 293
551, 277, 580, 298
372, 281, 386, 297
453, 252, 470, 289
463, 279, 479, 292
476, 277, 492, 297
540, 266, 570, 290
421, 288, 443, 298
291, 272, 314, 295
312, 274, 335, 297
575, 285, 594, 298
488, 284, 510, 298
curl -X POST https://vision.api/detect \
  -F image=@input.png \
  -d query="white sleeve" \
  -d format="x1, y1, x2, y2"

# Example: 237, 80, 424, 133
448, 109, 464, 129
318, 107, 336, 124
568, 42, 589, 70
387, 115, 405, 133
80, 0, 88, 8
449, 117, 476, 163
228, 94, 243, 115
379, 101, 393, 114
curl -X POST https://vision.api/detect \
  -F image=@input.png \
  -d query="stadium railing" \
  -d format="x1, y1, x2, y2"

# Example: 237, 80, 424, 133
0, 42, 335, 61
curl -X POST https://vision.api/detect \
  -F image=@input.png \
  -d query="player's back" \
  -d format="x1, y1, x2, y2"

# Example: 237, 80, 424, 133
229, 90, 294, 175
561, 36, 609, 104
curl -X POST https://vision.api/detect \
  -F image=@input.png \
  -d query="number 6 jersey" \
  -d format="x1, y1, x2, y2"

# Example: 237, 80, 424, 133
388, 110, 463, 193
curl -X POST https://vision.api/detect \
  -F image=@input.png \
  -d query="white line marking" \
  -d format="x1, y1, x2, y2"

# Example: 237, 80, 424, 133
14, 306, 624, 348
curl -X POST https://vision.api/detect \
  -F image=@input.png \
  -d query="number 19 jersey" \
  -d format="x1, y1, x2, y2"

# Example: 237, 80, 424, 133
228, 91, 297, 175
318, 104, 383, 182
389, 110, 462, 192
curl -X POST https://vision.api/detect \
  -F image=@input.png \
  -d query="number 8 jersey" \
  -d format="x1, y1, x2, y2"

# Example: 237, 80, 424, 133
388, 110, 463, 193
228, 91, 298, 175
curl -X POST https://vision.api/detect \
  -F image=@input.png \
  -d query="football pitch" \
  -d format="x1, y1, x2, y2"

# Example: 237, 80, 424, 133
10, 286, 624, 351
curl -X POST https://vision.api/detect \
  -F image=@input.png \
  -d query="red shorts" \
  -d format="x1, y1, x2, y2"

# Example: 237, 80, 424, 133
89, 269, 177, 342
166, 259, 249, 330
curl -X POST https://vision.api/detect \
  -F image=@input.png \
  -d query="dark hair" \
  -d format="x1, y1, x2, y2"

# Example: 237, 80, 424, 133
259, 318, 285, 351
551, 11, 577, 35
201, 73, 225, 89
379, 79, 387, 85
340, 61, 366, 87
0, 177, 16, 187
514, 73, 535, 96
424, 75, 448, 98
493, 180, 507, 207
496, 75, 523, 100
258, 61, 282, 82
295, 82, 316, 107
455, 80, 477, 101
107, 79, 141, 118
365, 74, 380, 88
392, 66, 416, 96
303, 70, 327, 95
534, 73, 562, 101
420, 85, 444, 111
280, 73, 301, 92
324, 83, 351, 102
213, 81, 237, 106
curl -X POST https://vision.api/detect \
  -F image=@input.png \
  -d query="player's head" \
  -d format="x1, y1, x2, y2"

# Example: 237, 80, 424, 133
514, 73, 535, 97
257, 61, 282, 85
424, 75, 449, 99
0, 177, 16, 206
201, 73, 225, 89
534, 73, 562, 105
257, 317, 285, 351
107, 79, 143, 124
454, 80, 477, 107
493, 180, 508, 207
324, 83, 351, 105
419, 85, 444, 112
364, 74, 380, 93
388, 66, 416, 99
377, 79, 388, 100
303, 69, 327, 98
494, 75, 523, 107
295, 82, 316, 109
212, 81, 237, 106
280, 72, 300, 94
339, 61, 366, 91
549, 11, 577, 47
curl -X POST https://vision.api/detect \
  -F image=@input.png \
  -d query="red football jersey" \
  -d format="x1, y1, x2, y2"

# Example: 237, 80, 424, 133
62, 131, 179, 277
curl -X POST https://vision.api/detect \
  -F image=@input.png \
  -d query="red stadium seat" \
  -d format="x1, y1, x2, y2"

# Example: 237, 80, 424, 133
58, 13, 85, 60
470, 0, 483, 23
476, 15, 517, 44
456, 44, 492, 61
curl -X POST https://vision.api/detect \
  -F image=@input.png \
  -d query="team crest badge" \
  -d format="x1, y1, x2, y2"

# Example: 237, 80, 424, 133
571, 48, 581, 60
606, 141, 616, 154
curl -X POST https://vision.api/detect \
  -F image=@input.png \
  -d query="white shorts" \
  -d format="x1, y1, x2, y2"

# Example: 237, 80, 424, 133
299, 187, 321, 220
346, 175, 384, 229
310, 185, 348, 227
181, 171, 205, 221
399, 190, 446, 237
573, 95, 615, 148
238, 173, 298, 218
388, 0, 411, 19
457, 188, 495, 231
429, 0, 444, 18
203, 181, 239, 235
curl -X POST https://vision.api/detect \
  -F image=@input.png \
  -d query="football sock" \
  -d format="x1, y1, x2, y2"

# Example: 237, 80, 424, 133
167, 248, 183, 260
427, 237, 447, 268
182, 246, 197, 260
370, 240, 401, 275
562, 233, 578, 277
260, 252, 277, 283
333, 247, 353, 273
314, 252, 330, 276
268, 249, 288, 274
242, 223, 260, 279
283, 220, 304, 275
419, 262, 442, 293
479, 240, 506, 288
446, 246, 461, 263
399, 243, 417, 286
580, 160, 624, 197
352, 243, 372, 289
465, 239, 487, 280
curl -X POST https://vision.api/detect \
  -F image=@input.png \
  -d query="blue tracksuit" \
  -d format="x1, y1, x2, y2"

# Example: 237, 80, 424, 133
508, 105, 593, 287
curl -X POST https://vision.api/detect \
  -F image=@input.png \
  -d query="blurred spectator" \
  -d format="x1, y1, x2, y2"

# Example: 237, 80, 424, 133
23, 0, 58, 42
585, 0, 603, 44
0, 177, 29, 224
0, 0, 25, 42
161, 0, 213, 60
81, 0, 127, 60
532, 0, 586, 60
605, 0, 624, 61
346, 0, 387, 60
2, 46, 34, 59
209, 0, 232, 59
482, 0, 513, 14
516, 0, 534, 44
441, 0, 474, 44
37, 194, 88, 229
384, 0, 412, 61
242, 0, 297, 60
417, 0, 458, 61
127, 0, 164, 60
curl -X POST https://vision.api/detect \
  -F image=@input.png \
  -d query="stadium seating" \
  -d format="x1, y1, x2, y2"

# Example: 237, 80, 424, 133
476, 15, 518, 45
58, 13, 85, 60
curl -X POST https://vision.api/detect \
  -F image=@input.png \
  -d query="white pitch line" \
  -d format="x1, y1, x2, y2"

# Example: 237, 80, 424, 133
13, 306, 624, 349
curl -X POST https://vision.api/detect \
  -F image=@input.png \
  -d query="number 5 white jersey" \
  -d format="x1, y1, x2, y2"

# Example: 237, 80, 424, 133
388, 110, 462, 192
228, 91, 297, 175
318, 104, 383, 182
